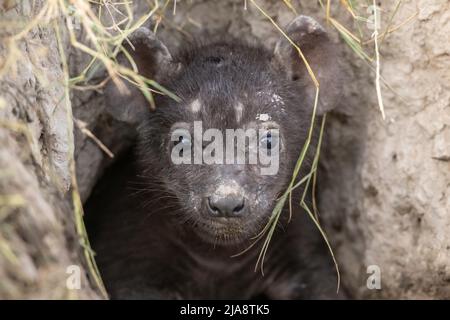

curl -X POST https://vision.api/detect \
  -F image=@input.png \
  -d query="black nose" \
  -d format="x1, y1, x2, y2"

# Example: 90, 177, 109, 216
207, 195, 246, 217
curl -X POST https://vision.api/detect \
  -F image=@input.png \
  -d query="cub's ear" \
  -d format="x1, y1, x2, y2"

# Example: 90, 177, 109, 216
273, 15, 341, 115
121, 28, 180, 81
104, 28, 179, 124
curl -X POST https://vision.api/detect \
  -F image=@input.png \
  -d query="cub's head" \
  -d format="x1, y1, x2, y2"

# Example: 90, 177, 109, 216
106, 16, 341, 246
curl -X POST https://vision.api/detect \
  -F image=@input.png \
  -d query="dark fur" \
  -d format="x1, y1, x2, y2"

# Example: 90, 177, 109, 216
86, 16, 344, 299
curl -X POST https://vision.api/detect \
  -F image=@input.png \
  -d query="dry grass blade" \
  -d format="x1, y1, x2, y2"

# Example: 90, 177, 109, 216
239, 0, 410, 290
75, 119, 114, 158
237, 2, 341, 285
372, 1, 385, 119
53, 20, 108, 299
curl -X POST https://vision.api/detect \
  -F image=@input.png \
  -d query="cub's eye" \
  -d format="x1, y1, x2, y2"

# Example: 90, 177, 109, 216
260, 130, 279, 151
172, 128, 191, 147
171, 129, 192, 158
174, 134, 191, 146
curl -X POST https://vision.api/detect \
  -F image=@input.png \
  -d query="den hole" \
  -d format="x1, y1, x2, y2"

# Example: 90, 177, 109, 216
84, 145, 138, 297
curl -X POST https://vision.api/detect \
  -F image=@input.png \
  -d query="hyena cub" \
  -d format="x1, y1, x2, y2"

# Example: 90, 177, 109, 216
86, 15, 343, 299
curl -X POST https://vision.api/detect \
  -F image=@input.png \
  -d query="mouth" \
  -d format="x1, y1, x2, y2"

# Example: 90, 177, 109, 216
191, 212, 269, 246
193, 217, 251, 246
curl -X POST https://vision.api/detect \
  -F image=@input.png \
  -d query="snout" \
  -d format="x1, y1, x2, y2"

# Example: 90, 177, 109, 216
193, 182, 273, 245
204, 183, 247, 218
207, 194, 246, 217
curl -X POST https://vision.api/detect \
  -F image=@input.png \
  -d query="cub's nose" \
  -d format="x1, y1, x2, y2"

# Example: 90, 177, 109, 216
207, 195, 246, 217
